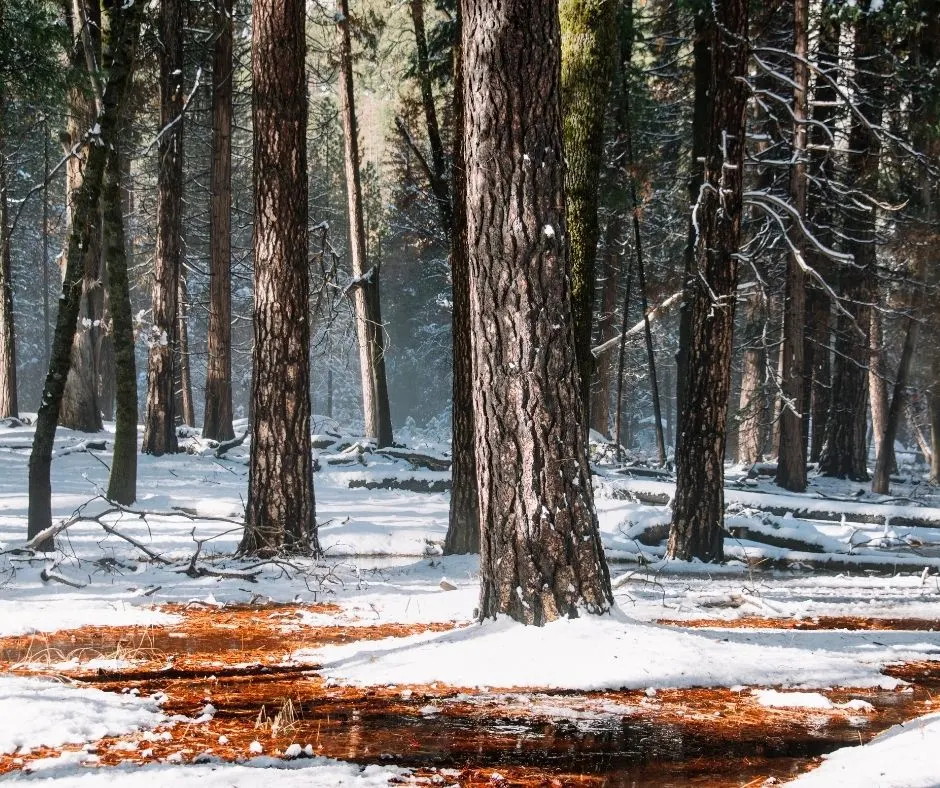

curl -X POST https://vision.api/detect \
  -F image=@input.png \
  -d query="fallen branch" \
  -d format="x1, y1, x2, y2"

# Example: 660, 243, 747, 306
215, 429, 249, 458
592, 290, 683, 358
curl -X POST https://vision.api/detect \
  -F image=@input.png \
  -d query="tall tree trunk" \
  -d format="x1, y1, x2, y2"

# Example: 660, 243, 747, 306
202, 0, 235, 442
408, 0, 451, 236
337, 0, 393, 448
590, 218, 623, 437
674, 0, 711, 437
42, 123, 51, 370
0, 24, 17, 420
444, 4, 479, 555
142, 0, 184, 455
103, 145, 137, 505
736, 285, 766, 466
872, 271, 922, 494
462, 0, 612, 623
868, 306, 893, 472
176, 273, 194, 426
819, 11, 882, 481
560, 0, 617, 421
668, 0, 748, 562
775, 0, 809, 491
804, 1, 839, 464
28, 0, 142, 546
241, 0, 317, 557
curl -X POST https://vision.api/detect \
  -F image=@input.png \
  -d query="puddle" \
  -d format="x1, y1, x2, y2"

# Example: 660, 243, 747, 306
1, 605, 937, 785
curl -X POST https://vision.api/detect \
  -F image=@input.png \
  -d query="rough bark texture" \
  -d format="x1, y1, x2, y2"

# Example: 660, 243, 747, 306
462, 0, 613, 623
0, 37, 17, 420
240, 0, 317, 557
103, 145, 137, 505
58, 15, 105, 434
28, 0, 142, 546
444, 6, 479, 555
819, 13, 881, 481
668, 0, 748, 562
337, 0, 393, 448
560, 0, 617, 421
775, 0, 809, 492
674, 1, 710, 439
736, 286, 766, 466
142, 0, 183, 455
202, 0, 235, 442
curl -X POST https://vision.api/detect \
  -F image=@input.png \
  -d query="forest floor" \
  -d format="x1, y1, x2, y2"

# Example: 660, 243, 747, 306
0, 418, 938, 786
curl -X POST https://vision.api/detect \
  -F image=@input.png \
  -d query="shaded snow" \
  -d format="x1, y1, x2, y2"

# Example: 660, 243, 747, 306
0, 676, 165, 755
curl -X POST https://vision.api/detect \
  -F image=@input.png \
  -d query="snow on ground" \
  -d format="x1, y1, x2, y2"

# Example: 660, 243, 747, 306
0, 422, 939, 782
303, 606, 922, 691
2, 758, 404, 786
786, 711, 940, 787
0, 676, 165, 755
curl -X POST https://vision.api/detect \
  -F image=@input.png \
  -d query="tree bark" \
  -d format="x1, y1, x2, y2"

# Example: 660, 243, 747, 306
868, 306, 894, 472
444, 4, 479, 555
462, 0, 612, 623
872, 280, 921, 494
337, 0, 393, 448
589, 217, 623, 437
202, 0, 235, 442
819, 12, 882, 481
103, 144, 137, 505
736, 285, 766, 466
775, 0, 809, 491
674, 0, 711, 437
28, 0, 142, 546
142, 0, 184, 455
0, 11, 17, 420
668, 0, 748, 562
560, 0, 617, 421
241, 0, 317, 557
176, 272, 194, 426
804, 1, 839, 464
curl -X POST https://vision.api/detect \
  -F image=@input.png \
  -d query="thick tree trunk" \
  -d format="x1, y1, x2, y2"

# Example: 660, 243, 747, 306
0, 47, 17, 420
674, 1, 710, 436
241, 0, 317, 557
202, 0, 235, 442
736, 285, 766, 466
462, 0, 612, 623
444, 5, 479, 555
668, 0, 748, 562
775, 0, 809, 491
408, 0, 451, 236
819, 14, 881, 481
337, 0, 393, 448
142, 0, 183, 455
28, 0, 142, 546
103, 146, 137, 505
560, 0, 617, 420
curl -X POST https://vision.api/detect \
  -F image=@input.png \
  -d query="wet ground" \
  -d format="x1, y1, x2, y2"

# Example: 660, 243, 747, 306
1, 606, 938, 786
